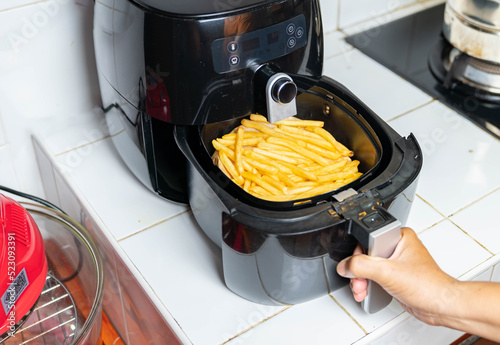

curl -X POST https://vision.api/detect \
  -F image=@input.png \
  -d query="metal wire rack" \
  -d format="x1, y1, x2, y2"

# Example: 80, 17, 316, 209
2, 273, 78, 345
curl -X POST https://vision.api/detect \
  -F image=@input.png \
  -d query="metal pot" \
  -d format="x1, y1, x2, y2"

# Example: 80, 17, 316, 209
443, 0, 500, 63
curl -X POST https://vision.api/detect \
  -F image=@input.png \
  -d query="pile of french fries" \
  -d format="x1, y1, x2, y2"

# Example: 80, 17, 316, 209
212, 114, 362, 202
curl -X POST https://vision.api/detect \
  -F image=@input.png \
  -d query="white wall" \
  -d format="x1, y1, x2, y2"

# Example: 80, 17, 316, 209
0, 0, 100, 196
0, 0, 435, 196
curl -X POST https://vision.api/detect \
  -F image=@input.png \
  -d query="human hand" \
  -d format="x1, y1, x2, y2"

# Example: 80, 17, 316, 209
336, 227, 457, 326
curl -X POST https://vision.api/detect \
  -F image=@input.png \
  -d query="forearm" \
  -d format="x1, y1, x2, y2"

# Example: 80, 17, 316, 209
438, 280, 500, 342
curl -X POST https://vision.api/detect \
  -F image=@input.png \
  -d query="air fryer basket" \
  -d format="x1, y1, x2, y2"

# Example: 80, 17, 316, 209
192, 77, 387, 210
175, 75, 422, 308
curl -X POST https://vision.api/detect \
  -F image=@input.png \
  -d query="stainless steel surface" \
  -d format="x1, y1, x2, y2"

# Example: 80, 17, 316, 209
443, 0, 500, 63
445, 48, 500, 93
361, 220, 401, 314
265, 73, 297, 123
446, 0, 500, 27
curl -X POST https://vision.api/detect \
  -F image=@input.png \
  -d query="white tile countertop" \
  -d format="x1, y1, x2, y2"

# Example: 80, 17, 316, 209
26, 1, 500, 345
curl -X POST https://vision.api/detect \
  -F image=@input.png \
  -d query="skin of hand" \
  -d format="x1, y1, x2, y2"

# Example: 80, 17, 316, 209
336, 227, 500, 342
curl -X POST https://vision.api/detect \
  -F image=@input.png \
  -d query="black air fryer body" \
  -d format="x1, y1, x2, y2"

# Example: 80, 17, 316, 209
93, 0, 422, 311
93, 0, 323, 203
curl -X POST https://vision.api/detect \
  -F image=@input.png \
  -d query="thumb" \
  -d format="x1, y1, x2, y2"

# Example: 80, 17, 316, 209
337, 254, 383, 280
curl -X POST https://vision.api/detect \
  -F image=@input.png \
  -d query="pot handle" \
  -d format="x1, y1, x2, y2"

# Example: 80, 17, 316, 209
341, 202, 402, 314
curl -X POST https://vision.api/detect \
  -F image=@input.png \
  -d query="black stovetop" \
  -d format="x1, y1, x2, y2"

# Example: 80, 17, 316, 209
345, 4, 500, 139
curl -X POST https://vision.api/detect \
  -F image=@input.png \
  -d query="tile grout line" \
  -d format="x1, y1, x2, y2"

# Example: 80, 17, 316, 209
219, 306, 292, 345
117, 209, 191, 242
386, 99, 436, 123
328, 294, 368, 335
337, 1, 427, 35
457, 253, 500, 282
53, 127, 127, 157
413, 194, 448, 235
448, 218, 495, 256
0, 0, 48, 14
54, 134, 115, 156
446, 185, 500, 218
116, 250, 194, 345
336, 0, 341, 31
415, 191, 500, 256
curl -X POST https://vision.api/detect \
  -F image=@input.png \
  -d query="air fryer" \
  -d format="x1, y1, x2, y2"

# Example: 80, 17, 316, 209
175, 75, 422, 311
0, 194, 48, 339
93, 0, 422, 313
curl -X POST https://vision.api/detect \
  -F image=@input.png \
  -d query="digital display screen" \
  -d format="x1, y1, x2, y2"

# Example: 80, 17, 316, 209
267, 31, 279, 44
242, 37, 260, 52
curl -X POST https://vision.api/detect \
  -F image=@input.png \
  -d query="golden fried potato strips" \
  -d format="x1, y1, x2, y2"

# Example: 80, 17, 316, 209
212, 115, 362, 201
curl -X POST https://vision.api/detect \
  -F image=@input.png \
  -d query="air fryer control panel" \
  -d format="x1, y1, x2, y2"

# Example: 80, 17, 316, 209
212, 15, 308, 74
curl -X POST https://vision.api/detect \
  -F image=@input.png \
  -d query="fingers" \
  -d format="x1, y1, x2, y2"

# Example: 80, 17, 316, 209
351, 278, 368, 302
337, 253, 381, 279
353, 243, 364, 255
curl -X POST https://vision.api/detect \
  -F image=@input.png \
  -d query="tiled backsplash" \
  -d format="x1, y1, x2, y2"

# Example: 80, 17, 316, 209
0, 0, 100, 195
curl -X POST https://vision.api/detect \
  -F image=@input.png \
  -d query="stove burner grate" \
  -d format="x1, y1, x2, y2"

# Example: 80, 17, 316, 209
429, 35, 500, 104
469, 57, 500, 76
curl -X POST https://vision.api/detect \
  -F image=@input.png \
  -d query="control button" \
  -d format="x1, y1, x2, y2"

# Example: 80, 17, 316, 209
286, 23, 295, 35
362, 212, 386, 229
287, 37, 297, 48
227, 41, 239, 53
229, 55, 240, 66
296, 27, 304, 38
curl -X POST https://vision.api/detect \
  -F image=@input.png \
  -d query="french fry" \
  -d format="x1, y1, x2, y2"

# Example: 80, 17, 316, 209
314, 158, 350, 174
341, 172, 363, 184
219, 151, 244, 185
278, 125, 326, 140
245, 150, 292, 174
252, 148, 298, 164
243, 172, 281, 195
222, 131, 268, 140
286, 186, 315, 195
257, 142, 295, 152
295, 182, 345, 199
241, 119, 278, 136
275, 119, 324, 127
305, 143, 342, 160
309, 127, 353, 157
241, 119, 307, 146
250, 186, 270, 196
250, 114, 269, 123
277, 172, 297, 187
243, 179, 251, 192
258, 194, 299, 202
235, 127, 244, 174
267, 137, 330, 166
243, 154, 279, 175
279, 161, 318, 181
274, 127, 335, 150
257, 143, 314, 163
213, 139, 254, 172
213, 139, 235, 159
317, 168, 359, 183
216, 137, 264, 147
262, 175, 287, 193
